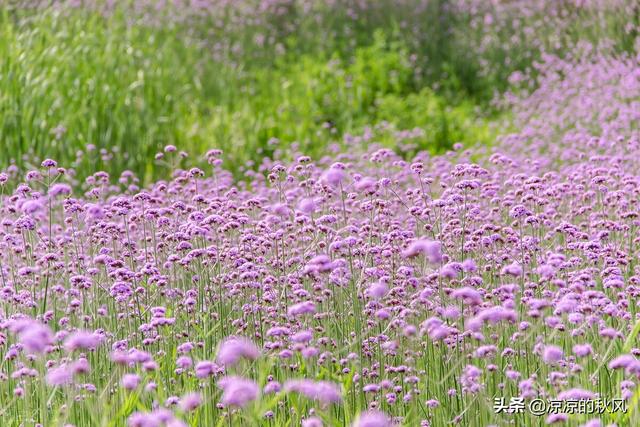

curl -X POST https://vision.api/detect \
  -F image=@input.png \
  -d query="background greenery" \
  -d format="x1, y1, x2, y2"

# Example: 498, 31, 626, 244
0, 1, 635, 180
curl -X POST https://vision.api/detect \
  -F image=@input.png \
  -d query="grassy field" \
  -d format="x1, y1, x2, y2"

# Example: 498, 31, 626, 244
1, 2, 635, 181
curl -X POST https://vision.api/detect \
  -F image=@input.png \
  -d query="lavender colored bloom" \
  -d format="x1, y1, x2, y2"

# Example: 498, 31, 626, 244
542, 345, 564, 365
450, 287, 482, 305
64, 331, 102, 352
556, 388, 596, 400
287, 301, 316, 316
321, 167, 346, 188
502, 262, 523, 276
572, 344, 593, 357
302, 417, 324, 427
402, 239, 443, 263
354, 176, 377, 193
194, 361, 216, 378
179, 392, 202, 412
291, 330, 313, 343
121, 373, 141, 390
366, 282, 388, 299
608, 354, 640, 374
353, 410, 392, 427
545, 414, 568, 424
176, 356, 192, 369
298, 198, 318, 214
46, 365, 73, 386
284, 379, 342, 404
216, 337, 260, 366
15, 321, 53, 354
217, 376, 259, 408
22, 200, 43, 215
263, 381, 281, 394
49, 183, 72, 197
41, 159, 57, 168
461, 259, 477, 272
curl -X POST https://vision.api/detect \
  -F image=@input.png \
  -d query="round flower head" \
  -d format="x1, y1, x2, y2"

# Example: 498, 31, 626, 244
287, 301, 316, 316
64, 330, 102, 352
353, 410, 392, 427
217, 376, 259, 408
556, 388, 596, 400
542, 345, 564, 365
194, 361, 216, 378
297, 198, 318, 215
302, 417, 323, 427
48, 183, 72, 197
321, 167, 346, 188
46, 365, 73, 387
366, 282, 388, 299
216, 336, 260, 366
284, 380, 342, 405
22, 199, 44, 215
402, 239, 443, 264
502, 262, 523, 276
13, 320, 53, 354
179, 392, 202, 412
354, 176, 377, 193
41, 159, 58, 168
572, 344, 592, 357
121, 373, 140, 390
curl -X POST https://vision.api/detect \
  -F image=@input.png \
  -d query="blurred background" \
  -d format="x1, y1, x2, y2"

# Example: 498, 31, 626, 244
0, 0, 637, 181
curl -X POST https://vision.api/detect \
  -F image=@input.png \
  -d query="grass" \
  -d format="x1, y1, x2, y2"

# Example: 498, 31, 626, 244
0, 1, 636, 182
0, 2, 499, 182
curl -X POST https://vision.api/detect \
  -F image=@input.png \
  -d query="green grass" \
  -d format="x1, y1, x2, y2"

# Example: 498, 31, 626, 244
0, 1, 634, 181
0, 4, 496, 181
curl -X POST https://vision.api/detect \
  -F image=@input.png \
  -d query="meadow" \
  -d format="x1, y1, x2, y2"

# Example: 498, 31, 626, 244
1, 1, 640, 426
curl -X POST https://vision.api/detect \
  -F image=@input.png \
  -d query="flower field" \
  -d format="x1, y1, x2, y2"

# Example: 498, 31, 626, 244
1, 1, 640, 426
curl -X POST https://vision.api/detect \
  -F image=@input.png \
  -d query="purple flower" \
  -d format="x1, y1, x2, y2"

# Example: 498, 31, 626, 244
608, 354, 640, 374
287, 301, 316, 316
217, 376, 259, 408
298, 198, 318, 214
502, 262, 523, 276
545, 414, 568, 424
179, 392, 202, 412
64, 330, 102, 352
572, 344, 592, 357
401, 238, 443, 263
263, 381, 281, 394
450, 287, 482, 305
46, 365, 73, 386
556, 388, 596, 400
216, 337, 260, 366
321, 167, 346, 188
22, 199, 43, 215
353, 410, 392, 427
291, 330, 313, 343
195, 361, 216, 378
461, 259, 477, 272
302, 417, 324, 427
121, 373, 141, 390
14, 320, 53, 354
542, 345, 564, 365
284, 380, 342, 404
49, 183, 72, 197
366, 282, 388, 299
354, 176, 377, 193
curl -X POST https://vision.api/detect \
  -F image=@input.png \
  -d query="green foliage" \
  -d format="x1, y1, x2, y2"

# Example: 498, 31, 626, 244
0, 9, 494, 179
